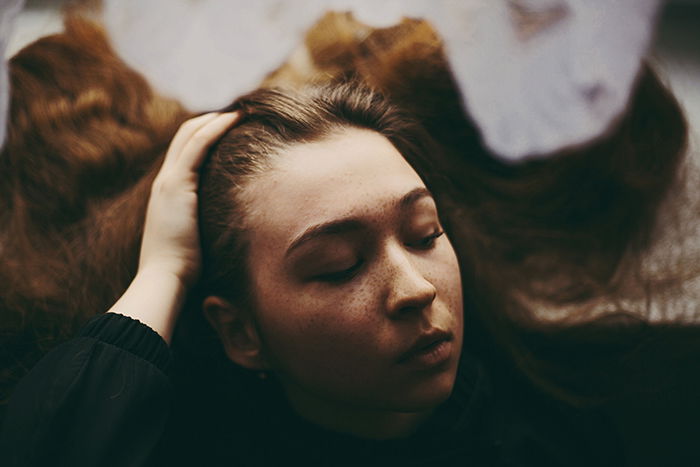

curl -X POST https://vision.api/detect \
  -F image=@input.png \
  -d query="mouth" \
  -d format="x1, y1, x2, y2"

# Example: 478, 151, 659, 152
397, 329, 454, 368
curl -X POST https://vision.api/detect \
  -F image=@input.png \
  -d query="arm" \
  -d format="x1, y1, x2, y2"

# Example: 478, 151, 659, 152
111, 111, 240, 343
0, 112, 240, 466
0, 313, 171, 467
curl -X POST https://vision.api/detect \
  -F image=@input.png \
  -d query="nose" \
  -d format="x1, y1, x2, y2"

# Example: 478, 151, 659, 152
384, 244, 437, 318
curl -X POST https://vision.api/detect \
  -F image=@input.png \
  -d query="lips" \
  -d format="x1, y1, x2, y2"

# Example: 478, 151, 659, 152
397, 328, 454, 365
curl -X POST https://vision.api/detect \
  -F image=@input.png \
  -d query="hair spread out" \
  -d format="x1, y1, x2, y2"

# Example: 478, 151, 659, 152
0, 17, 191, 412
1, 14, 699, 429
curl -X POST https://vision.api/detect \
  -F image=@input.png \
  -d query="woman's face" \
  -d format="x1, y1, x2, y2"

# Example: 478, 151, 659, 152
241, 127, 463, 416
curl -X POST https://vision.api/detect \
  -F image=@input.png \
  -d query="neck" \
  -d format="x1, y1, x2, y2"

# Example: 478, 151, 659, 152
281, 381, 433, 440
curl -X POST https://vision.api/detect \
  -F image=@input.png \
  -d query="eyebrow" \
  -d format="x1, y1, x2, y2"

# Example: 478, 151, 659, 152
285, 187, 432, 256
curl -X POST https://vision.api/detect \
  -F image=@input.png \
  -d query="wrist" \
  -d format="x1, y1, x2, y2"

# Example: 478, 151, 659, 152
108, 267, 190, 345
135, 266, 190, 294
136, 257, 199, 289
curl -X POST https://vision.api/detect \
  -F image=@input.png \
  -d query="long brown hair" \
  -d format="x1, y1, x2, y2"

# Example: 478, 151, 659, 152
1, 14, 697, 427
0, 17, 191, 410
280, 13, 697, 406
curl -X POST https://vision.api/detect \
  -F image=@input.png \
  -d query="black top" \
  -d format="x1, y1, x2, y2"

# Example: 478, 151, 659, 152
0, 313, 623, 466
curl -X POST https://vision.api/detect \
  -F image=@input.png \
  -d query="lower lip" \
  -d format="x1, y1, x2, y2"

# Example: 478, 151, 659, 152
402, 339, 453, 369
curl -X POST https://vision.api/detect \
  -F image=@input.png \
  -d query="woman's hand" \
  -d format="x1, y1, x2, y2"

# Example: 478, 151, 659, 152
139, 112, 240, 287
108, 112, 240, 343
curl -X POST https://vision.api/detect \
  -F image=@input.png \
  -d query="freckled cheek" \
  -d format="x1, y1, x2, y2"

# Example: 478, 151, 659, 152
255, 281, 387, 364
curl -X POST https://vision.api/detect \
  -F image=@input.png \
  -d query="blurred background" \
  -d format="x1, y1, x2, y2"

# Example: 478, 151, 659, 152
7, 0, 700, 132
3, 3, 699, 464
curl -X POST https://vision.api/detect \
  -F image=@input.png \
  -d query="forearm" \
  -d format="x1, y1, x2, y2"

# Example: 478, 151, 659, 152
114, 112, 239, 344
107, 267, 188, 345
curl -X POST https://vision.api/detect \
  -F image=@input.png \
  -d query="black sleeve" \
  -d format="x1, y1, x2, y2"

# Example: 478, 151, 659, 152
0, 313, 172, 467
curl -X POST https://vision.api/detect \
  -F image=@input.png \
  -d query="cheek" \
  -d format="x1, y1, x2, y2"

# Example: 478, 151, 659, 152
445, 255, 463, 309
252, 278, 387, 373
435, 242, 464, 324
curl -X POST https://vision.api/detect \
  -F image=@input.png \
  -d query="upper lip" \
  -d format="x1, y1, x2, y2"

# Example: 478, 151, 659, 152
397, 328, 453, 363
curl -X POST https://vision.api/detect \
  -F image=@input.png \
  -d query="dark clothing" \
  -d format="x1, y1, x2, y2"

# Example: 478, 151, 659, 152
1, 313, 623, 466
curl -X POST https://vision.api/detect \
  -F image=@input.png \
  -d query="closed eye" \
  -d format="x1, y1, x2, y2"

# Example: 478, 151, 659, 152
313, 260, 364, 283
408, 230, 444, 250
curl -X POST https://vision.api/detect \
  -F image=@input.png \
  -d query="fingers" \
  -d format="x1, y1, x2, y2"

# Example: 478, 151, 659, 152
176, 111, 240, 173
161, 113, 221, 171
162, 111, 240, 173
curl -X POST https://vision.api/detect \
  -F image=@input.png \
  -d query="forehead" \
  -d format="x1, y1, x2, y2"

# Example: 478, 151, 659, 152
242, 127, 427, 238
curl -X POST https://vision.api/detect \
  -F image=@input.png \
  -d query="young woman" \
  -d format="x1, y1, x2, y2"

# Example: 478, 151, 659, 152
2, 16, 698, 467
0, 81, 624, 466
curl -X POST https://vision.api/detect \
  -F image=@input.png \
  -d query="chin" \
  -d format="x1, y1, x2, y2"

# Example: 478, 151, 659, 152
394, 367, 459, 412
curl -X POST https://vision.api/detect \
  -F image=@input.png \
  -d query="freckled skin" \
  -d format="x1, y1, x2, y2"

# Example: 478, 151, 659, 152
242, 128, 464, 433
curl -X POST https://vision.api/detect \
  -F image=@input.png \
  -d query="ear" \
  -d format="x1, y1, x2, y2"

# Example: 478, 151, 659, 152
203, 295, 269, 371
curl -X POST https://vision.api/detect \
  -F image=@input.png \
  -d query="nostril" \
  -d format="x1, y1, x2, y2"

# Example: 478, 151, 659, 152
389, 279, 437, 316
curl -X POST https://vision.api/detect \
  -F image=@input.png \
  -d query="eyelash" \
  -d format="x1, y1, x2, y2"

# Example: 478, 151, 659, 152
410, 230, 444, 250
314, 260, 364, 284
313, 231, 444, 284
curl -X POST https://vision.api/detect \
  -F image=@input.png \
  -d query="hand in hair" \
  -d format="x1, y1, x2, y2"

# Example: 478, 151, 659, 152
107, 112, 240, 344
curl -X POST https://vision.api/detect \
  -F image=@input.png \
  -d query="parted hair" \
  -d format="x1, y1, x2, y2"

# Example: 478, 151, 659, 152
198, 82, 447, 309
